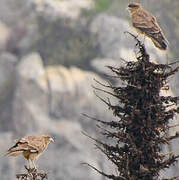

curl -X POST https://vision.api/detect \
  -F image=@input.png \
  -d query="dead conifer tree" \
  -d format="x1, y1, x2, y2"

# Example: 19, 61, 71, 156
84, 33, 179, 180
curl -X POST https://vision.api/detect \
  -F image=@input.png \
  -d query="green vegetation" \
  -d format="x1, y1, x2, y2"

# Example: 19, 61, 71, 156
93, 0, 113, 12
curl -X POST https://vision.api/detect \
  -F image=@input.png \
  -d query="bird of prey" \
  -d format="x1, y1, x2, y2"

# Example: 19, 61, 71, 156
5, 134, 54, 169
128, 2, 169, 50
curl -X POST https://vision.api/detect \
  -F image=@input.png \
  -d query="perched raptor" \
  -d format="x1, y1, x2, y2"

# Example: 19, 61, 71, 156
128, 2, 169, 50
5, 134, 54, 169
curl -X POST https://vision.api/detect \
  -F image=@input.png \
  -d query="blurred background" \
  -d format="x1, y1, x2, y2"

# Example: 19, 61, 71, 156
0, 0, 178, 179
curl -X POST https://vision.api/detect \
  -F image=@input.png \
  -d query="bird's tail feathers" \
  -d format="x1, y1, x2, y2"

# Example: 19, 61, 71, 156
151, 37, 168, 50
5, 148, 24, 157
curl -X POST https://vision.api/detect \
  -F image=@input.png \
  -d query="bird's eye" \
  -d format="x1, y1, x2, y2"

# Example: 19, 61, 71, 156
128, 4, 138, 8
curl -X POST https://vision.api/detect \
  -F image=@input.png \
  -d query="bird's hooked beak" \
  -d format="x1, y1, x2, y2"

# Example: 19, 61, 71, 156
50, 137, 54, 142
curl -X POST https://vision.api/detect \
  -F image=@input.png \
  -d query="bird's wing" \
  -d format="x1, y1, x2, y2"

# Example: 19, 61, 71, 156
25, 136, 46, 153
132, 9, 161, 35
6, 138, 39, 156
132, 9, 168, 50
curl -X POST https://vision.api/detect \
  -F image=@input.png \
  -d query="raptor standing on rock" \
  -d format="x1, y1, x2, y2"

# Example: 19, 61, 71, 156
5, 134, 54, 169
128, 2, 169, 50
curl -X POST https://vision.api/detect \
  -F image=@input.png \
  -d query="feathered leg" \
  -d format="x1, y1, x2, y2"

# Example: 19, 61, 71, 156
32, 160, 37, 170
28, 160, 33, 169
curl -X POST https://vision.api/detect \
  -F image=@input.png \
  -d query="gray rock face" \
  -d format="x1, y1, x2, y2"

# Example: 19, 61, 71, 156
0, 53, 17, 98
0, 21, 10, 51
90, 14, 133, 59
0, 53, 17, 132
0, 0, 32, 26
13, 53, 49, 135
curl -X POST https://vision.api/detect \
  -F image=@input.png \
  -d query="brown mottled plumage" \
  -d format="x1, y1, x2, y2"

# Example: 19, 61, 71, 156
5, 135, 54, 169
128, 2, 169, 50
